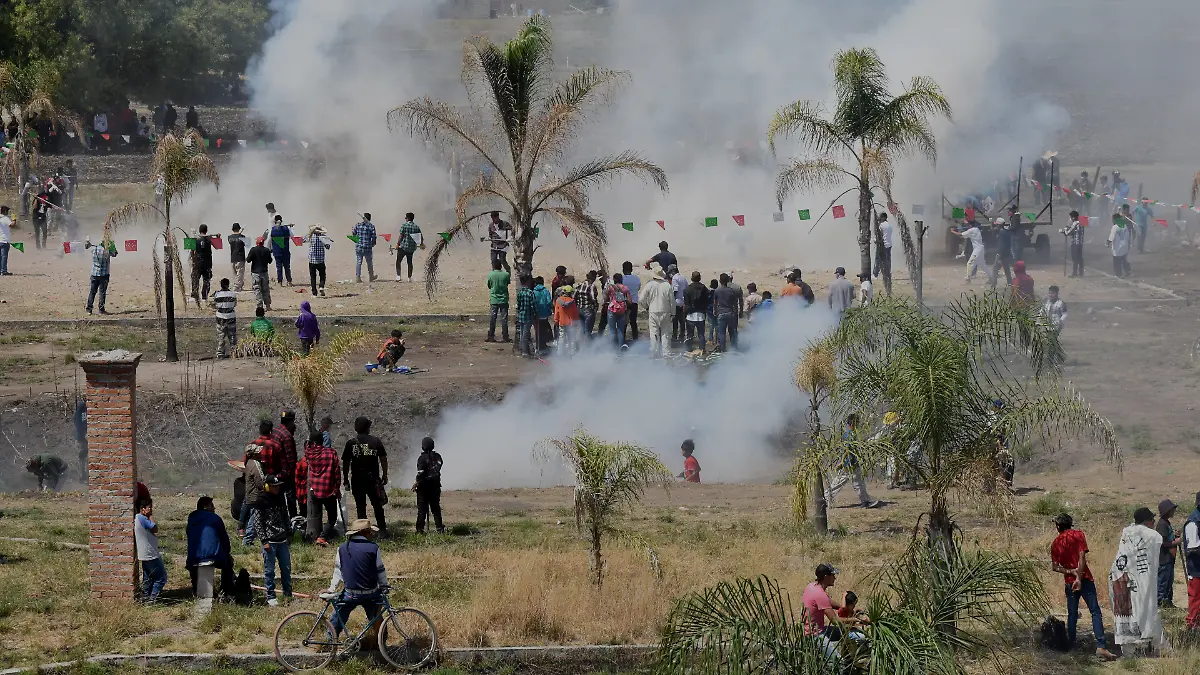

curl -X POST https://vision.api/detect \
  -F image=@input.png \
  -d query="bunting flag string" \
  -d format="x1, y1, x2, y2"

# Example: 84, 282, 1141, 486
831, 205, 846, 219
732, 214, 745, 227
125, 240, 137, 252
11, 242, 23, 252
438, 232, 452, 243
656, 220, 665, 230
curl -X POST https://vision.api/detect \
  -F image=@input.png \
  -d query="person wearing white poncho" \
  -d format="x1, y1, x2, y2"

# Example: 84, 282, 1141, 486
1110, 507, 1170, 654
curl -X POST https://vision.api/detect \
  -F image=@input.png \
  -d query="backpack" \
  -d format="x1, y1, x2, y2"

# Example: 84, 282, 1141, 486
534, 287, 553, 318
233, 568, 253, 605
607, 285, 628, 315
1039, 615, 1070, 652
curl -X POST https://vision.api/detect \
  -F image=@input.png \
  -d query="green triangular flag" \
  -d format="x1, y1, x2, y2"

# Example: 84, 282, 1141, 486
347, 234, 359, 244
621, 222, 634, 232
438, 232, 451, 243
534, 226, 540, 239
108, 243, 117, 255
951, 207, 965, 218
11, 242, 23, 252
203, 138, 211, 148
271, 236, 285, 248
1084, 191, 1093, 199
797, 209, 811, 221
256, 140, 267, 149
1023, 212, 1037, 222
704, 217, 718, 228
183, 237, 197, 251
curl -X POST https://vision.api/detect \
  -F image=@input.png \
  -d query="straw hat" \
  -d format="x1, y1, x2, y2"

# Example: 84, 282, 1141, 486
346, 518, 379, 537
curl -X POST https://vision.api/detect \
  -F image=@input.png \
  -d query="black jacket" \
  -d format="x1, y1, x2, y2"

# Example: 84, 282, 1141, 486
246, 245, 273, 274
684, 282, 709, 315
415, 450, 443, 491
256, 492, 291, 544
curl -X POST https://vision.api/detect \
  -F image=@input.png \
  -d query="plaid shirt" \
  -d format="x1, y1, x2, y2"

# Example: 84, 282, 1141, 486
516, 287, 537, 324
298, 442, 341, 499
308, 233, 329, 264
271, 424, 297, 482
575, 279, 598, 314
1065, 219, 1084, 246
398, 220, 421, 253
250, 435, 283, 479
353, 220, 377, 254
90, 243, 116, 276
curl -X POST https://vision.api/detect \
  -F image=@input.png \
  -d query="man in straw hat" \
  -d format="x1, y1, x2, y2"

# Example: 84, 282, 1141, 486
639, 265, 675, 357
307, 224, 331, 296
321, 517, 388, 634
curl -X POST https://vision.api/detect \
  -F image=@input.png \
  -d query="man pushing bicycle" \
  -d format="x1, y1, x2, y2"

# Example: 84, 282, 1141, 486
320, 518, 387, 633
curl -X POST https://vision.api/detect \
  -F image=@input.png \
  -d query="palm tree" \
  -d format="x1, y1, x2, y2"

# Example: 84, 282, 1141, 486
388, 16, 668, 291
827, 295, 1120, 552
792, 340, 836, 534
281, 328, 371, 434
103, 132, 218, 362
0, 61, 82, 201
543, 428, 672, 588
767, 48, 951, 292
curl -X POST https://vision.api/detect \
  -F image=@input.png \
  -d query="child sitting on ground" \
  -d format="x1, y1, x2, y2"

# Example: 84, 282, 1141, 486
376, 330, 406, 369
678, 439, 701, 483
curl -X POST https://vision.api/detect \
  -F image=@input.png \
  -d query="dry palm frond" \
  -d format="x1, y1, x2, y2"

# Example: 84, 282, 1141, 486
281, 328, 371, 431
795, 341, 836, 393
1191, 171, 1200, 207
152, 242, 164, 316
232, 333, 293, 359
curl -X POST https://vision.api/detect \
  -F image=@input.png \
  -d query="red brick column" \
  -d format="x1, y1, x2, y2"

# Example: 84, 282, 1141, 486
78, 349, 143, 601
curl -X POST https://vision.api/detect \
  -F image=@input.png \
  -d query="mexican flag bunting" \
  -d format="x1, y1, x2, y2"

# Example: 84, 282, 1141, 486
271, 237, 286, 248
125, 240, 137, 252
561, 226, 570, 238
951, 207, 965, 218
1023, 212, 1037, 222
216, 139, 223, 148
704, 217, 718, 228
832, 205, 846, 219
382, 233, 392, 242
438, 232, 451, 243
732, 214, 745, 227
1155, 219, 1168, 227
10, 242, 22, 252
534, 227, 539, 239
656, 220, 665, 230
211, 235, 223, 250
291, 236, 303, 246
183, 237, 197, 251
238, 139, 247, 147
621, 222, 634, 231
347, 235, 359, 244
797, 209, 811, 220
1079, 216, 1089, 226
121, 135, 131, 143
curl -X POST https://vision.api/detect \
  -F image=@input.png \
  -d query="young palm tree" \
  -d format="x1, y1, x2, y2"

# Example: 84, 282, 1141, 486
792, 340, 836, 534
828, 295, 1120, 552
281, 328, 370, 434
388, 16, 668, 291
0, 61, 82, 198
103, 132, 218, 362
543, 428, 672, 588
767, 48, 951, 291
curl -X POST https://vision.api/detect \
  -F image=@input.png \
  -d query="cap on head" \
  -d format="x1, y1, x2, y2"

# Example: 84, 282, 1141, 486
815, 563, 840, 580
835, 266, 845, 276
1133, 506, 1155, 524
280, 410, 295, 423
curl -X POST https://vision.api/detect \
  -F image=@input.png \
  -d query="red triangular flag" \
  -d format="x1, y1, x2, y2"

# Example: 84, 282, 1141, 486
832, 205, 846, 219
382, 233, 392, 242
732, 214, 745, 227
656, 220, 665, 230
211, 235, 223, 250
100, 133, 110, 141
1156, 218, 1168, 227
124, 240, 137, 252
292, 236, 303, 246
63, 241, 71, 254
561, 226, 570, 238
280, 140, 289, 146
1079, 216, 1089, 227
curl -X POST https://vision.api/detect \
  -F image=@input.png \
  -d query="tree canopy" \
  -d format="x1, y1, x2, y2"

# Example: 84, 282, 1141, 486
0, 0, 270, 111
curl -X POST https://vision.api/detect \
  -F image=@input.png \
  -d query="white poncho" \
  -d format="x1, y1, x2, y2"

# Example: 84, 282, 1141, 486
1109, 524, 1169, 651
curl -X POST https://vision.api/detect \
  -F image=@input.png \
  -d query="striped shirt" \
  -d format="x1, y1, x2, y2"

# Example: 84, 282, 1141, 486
212, 290, 237, 321
90, 244, 116, 276
308, 234, 329, 264
352, 221, 377, 254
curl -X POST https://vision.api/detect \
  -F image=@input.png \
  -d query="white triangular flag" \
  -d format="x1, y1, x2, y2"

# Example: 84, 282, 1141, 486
772, 212, 784, 222
301, 141, 309, 149
184, 137, 194, 147
121, 135, 130, 143
66, 131, 76, 139
237, 139, 247, 147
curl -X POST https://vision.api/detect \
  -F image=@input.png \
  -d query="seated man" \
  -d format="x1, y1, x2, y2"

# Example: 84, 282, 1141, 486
185, 496, 235, 598
26, 454, 68, 492
321, 518, 387, 633
376, 330, 406, 369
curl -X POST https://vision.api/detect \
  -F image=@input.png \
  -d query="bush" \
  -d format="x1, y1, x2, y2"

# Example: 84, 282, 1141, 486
1030, 492, 1067, 517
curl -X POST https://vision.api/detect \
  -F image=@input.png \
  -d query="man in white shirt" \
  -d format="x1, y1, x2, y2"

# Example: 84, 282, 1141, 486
873, 213, 895, 293
957, 220, 985, 283
1108, 213, 1132, 278
1043, 285, 1067, 333
0, 205, 11, 275
857, 273, 873, 306
638, 267, 675, 357
1182, 492, 1200, 630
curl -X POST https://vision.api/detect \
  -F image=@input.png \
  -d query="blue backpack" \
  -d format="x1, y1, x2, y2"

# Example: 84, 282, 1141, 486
533, 286, 552, 319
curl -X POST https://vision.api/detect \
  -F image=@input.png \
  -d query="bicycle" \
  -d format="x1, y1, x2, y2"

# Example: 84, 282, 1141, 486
273, 586, 437, 672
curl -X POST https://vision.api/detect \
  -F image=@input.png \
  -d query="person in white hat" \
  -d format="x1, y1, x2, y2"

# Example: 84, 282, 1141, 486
321, 517, 388, 634
639, 266, 675, 357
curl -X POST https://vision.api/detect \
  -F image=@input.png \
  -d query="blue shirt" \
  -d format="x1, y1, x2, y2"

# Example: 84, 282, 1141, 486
353, 221, 377, 255
1133, 204, 1153, 229
308, 233, 329, 264
90, 243, 116, 276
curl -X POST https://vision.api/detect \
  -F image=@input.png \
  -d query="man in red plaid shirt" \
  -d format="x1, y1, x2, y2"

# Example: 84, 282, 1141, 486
249, 420, 283, 478
272, 411, 299, 518
298, 430, 342, 546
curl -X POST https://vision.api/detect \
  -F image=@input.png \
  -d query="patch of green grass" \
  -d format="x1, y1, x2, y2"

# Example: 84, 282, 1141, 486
0, 333, 45, 345
1115, 424, 1159, 454
1030, 492, 1068, 517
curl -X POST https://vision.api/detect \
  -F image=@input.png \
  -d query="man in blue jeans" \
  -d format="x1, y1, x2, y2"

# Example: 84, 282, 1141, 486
1155, 499, 1181, 607
321, 518, 388, 634
713, 273, 740, 352
258, 475, 294, 606
605, 272, 631, 349
1050, 513, 1116, 660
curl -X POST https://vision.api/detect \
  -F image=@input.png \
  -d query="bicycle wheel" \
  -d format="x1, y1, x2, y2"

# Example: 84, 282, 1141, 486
378, 606, 439, 669
274, 610, 339, 672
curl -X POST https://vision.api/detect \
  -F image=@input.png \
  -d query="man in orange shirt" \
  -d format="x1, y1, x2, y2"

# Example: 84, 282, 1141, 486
678, 439, 701, 483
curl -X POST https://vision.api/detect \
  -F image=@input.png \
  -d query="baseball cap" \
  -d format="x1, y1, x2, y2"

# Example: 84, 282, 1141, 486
280, 410, 296, 423
835, 266, 846, 276
815, 563, 840, 579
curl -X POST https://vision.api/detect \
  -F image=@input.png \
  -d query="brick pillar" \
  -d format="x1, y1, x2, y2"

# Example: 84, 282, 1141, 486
78, 349, 143, 601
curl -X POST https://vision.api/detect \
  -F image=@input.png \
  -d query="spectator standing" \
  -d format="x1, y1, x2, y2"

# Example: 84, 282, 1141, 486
484, 211, 512, 273
669, 265, 687, 346
135, 499, 167, 602
85, 238, 117, 315
679, 439, 701, 482
1064, 211, 1084, 278
683, 271, 709, 353
990, 218, 1016, 288
272, 411, 300, 518
352, 213, 378, 283
185, 496, 234, 597
639, 267, 675, 357
643, 240, 677, 272
342, 416, 389, 534
164, 104, 178, 132
713, 274, 740, 352
1133, 200, 1154, 254
827, 267, 854, 323
258, 475, 293, 606
211, 278, 237, 359
515, 275, 536, 357
533, 276, 553, 353
552, 284, 579, 354
0, 205, 11, 276
1011, 261, 1034, 303
1043, 286, 1067, 333
1108, 213, 1132, 278
196, 224, 214, 300
31, 183, 50, 249
794, 270, 815, 305
1183, 493, 1200, 630
269, 216, 293, 286
413, 437, 445, 534
620, 261, 641, 341
576, 270, 599, 337
1157, 500, 1181, 608
228, 223, 247, 291
239, 438, 269, 545
873, 213, 894, 294
296, 301, 321, 355
306, 225, 330, 297
605, 272, 632, 350
246, 237, 273, 310
185, 105, 199, 130
486, 259, 511, 343
299, 430, 341, 547
858, 273, 873, 306
394, 212, 423, 282
1050, 513, 1115, 659
744, 283, 762, 317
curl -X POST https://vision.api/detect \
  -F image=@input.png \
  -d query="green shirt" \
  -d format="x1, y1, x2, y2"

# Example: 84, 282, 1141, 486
487, 270, 511, 305
250, 317, 275, 338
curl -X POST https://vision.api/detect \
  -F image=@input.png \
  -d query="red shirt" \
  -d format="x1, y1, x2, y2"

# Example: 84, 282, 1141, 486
301, 442, 341, 500
683, 456, 701, 483
1012, 273, 1035, 302
271, 424, 297, 482
1051, 528, 1092, 584
251, 435, 284, 479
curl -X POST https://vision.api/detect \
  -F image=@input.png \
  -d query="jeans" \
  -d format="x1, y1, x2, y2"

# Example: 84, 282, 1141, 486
252, 272, 272, 308
580, 310, 595, 338
1158, 558, 1176, 605
1065, 579, 1107, 649
686, 319, 706, 351
517, 321, 533, 356
716, 312, 738, 351
647, 311, 670, 356
489, 249, 510, 273
671, 306, 686, 343
275, 251, 292, 284
33, 220, 47, 248
989, 256, 1013, 288
232, 260, 245, 291
873, 245, 892, 280
609, 311, 628, 349
141, 556, 167, 600
216, 318, 237, 358
396, 250, 414, 278
355, 250, 375, 280
488, 304, 510, 341
351, 480, 387, 531
0, 242, 8, 274
1189, 577, 1200, 628
707, 312, 717, 343
1112, 254, 1130, 277
1136, 225, 1147, 253
86, 275, 110, 312
416, 488, 444, 533
199, 267, 212, 300
333, 592, 381, 634
239, 504, 258, 545
262, 541, 293, 600
301, 338, 314, 355
1070, 243, 1084, 276
309, 262, 326, 294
